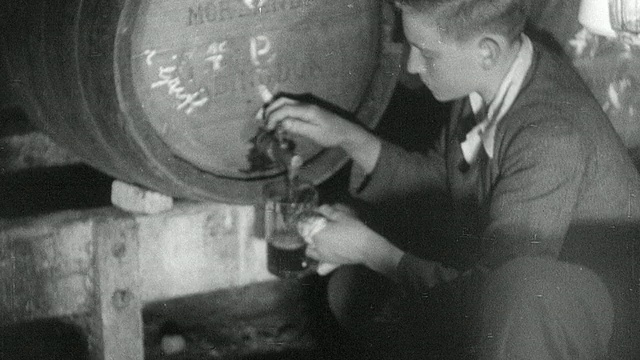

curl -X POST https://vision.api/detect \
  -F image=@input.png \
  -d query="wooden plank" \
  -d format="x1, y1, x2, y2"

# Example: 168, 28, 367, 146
137, 202, 274, 303
82, 216, 144, 360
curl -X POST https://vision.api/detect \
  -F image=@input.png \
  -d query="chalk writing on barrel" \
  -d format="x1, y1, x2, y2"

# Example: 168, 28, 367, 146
143, 49, 157, 66
205, 41, 228, 71
187, 0, 317, 26
251, 35, 275, 66
151, 65, 210, 115
209, 58, 323, 98
243, 0, 268, 9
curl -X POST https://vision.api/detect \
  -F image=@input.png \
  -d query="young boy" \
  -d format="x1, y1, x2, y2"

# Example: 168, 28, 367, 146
265, 0, 640, 358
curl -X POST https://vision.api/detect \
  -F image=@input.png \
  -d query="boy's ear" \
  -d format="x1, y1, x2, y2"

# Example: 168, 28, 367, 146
477, 36, 502, 70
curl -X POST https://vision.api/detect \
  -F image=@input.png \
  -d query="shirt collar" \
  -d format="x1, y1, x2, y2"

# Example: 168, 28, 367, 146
465, 34, 534, 160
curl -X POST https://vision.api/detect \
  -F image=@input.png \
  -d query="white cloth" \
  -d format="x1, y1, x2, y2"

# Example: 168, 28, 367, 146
297, 215, 339, 275
461, 34, 534, 164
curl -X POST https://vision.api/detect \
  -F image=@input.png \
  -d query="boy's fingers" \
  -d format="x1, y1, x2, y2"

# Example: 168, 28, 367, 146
266, 105, 315, 130
317, 204, 354, 220
258, 97, 298, 127
305, 246, 320, 260
265, 97, 298, 116
331, 203, 358, 217
281, 119, 318, 138
316, 204, 341, 221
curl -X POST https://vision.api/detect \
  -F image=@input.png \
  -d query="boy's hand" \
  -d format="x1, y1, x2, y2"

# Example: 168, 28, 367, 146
263, 97, 382, 173
264, 97, 361, 149
304, 204, 374, 265
305, 204, 404, 278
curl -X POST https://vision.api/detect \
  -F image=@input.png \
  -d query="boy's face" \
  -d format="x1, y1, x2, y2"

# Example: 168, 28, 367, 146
402, 10, 482, 102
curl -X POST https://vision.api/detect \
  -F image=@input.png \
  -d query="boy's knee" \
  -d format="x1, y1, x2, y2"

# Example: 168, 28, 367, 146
327, 265, 388, 324
326, 265, 363, 323
486, 256, 610, 299
327, 265, 405, 334
478, 256, 614, 359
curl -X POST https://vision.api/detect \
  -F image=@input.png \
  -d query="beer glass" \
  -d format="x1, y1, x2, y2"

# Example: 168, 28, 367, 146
264, 182, 318, 278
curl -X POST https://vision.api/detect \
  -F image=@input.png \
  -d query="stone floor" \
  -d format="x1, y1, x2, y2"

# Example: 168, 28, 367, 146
0, 275, 375, 360
0, 276, 390, 360
142, 277, 346, 360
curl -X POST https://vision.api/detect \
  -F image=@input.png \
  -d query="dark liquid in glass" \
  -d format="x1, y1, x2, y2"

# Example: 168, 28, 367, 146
267, 233, 310, 278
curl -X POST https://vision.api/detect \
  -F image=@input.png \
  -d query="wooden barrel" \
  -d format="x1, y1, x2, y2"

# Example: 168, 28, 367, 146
0, 0, 401, 203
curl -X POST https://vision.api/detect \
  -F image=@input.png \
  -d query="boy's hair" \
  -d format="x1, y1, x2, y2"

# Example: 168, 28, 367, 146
395, 0, 528, 43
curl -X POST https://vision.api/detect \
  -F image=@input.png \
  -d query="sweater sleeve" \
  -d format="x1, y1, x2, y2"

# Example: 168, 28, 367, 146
349, 138, 448, 204
395, 253, 461, 292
